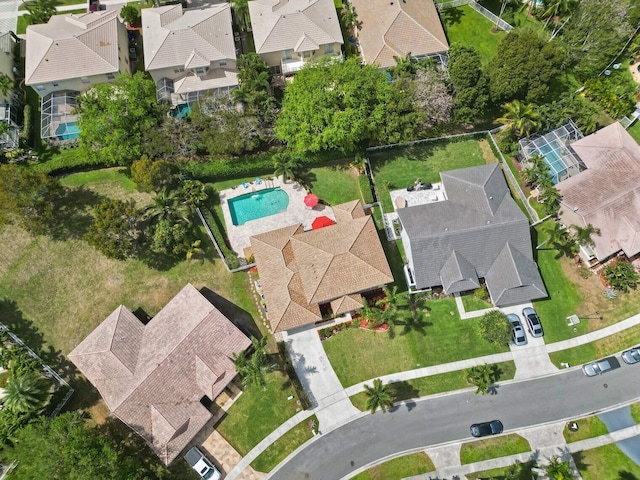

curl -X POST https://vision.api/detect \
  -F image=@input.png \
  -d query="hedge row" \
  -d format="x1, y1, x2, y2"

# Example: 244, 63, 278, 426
199, 206, 240, 269
30, 146, 109, 176
277, 341, 312, 410
358, 173, 374, 205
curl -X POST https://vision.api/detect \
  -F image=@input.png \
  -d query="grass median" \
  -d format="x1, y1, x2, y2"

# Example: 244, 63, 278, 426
460, 434, 530, 465
351, 452, 435, 480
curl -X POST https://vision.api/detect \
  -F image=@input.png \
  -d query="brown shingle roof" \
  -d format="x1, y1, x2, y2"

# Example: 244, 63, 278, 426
251, 202, 393, 332
557, 123, 640, 261
350, 0, 448, 68
69, 284, 250, 465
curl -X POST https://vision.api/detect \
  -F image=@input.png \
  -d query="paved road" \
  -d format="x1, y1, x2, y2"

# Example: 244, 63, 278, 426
272, 365, 640, 480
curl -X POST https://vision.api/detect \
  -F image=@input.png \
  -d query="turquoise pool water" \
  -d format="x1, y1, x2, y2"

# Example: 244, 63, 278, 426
55, 121, 80, 140
228, 187, 289, 226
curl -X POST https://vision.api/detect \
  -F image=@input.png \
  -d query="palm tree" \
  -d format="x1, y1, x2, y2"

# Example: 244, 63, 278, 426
537, 221, 571, 250
2, 374, 49, 413
390, 52, 417, 78
145, 189, 191, 225
573, 223, 600, 248
496, 100, 540, 138
543, 0, 578, 23
402, 292, 428, 334
544, 456, 576, 480
376, 286, 400, 315
273, 151, 301, 183
231, 0, 250, 31
465, 364, 495, 395
363, 379, 394, 414
341, 5, 358, 30
180, 180, 209, 208
232, 336, 277, 390
541, 185, 562, 216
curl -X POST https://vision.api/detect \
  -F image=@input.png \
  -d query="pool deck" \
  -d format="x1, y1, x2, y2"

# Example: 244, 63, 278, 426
219, 177, 337, 258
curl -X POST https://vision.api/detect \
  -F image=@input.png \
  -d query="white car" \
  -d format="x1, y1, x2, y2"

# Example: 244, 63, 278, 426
507, 314, 527, 346
184, 447, 221, 480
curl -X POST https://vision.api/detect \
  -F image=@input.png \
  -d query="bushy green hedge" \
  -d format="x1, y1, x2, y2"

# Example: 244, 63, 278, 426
358, 173, 374, 204
29, 147, 109, 176
199, 206, 239, 269
277, 341, 312, 410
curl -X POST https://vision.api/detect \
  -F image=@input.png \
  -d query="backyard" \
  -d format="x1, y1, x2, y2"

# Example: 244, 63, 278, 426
323, 298, 509, 386
369, 137, 497, 212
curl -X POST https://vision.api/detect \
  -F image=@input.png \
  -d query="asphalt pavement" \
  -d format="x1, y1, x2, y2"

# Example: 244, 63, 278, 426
271, 366, 640, 480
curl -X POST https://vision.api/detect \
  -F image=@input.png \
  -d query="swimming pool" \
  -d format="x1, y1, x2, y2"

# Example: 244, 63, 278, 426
228, 187, 289, 226
55, 121, 80, 140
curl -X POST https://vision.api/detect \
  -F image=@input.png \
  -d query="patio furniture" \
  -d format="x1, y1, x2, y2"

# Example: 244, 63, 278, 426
406, 185, 415, 192
394, 196, 407, 209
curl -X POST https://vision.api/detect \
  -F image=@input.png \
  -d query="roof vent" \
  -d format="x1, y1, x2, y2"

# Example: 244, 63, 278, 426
486, 220, 490, 224
489, 196, 493, 200
444, 227, 448, 231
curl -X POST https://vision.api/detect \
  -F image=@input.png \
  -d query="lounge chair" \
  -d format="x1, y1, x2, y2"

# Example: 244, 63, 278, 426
242, 182, 249, 188
255, 177, 262, 185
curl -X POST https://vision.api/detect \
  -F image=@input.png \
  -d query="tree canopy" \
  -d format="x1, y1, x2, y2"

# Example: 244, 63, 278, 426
448, 44, 489, 123
477, 310, 512, 346
84, 199, 145, 260
275, 57, 391, 153
76, 72, 163, 166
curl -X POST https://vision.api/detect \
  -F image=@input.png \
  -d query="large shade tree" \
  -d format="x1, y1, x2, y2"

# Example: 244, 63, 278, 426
276, 57, 391, 153
76, 72, 163, 166
448, 44, 489, 123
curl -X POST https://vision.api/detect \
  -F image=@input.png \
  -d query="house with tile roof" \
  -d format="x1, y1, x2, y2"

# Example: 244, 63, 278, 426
350, 0, 448, 68
25, 10, 130, 141
250, 200, 393, 332
556, 122, 640, 266
397, 164, 546, 306
248, 0, 343, 75
68, 284, 251, 465
142, 4, 239, 107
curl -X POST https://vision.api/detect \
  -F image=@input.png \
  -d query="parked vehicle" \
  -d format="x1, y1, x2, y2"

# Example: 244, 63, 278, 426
582, 358, 612, 377
507, 313, 527, 346
470, 420, 503, 438
522, 307, 543, 338
184, 447, 221, 480
621, 346, 640, 365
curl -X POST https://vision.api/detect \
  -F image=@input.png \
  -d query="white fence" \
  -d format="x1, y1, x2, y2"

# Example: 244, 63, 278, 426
437, 0, 514, 32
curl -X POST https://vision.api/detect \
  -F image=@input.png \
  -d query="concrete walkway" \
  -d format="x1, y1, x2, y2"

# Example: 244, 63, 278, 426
598, 406, 640, 466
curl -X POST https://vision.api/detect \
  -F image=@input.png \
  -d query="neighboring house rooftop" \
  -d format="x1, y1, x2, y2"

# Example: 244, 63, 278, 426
25, 10, 121, 85
350, 0, 448, 68
398, 164, 546, 306
556, 122, 640, 261
142, 5, 236, 71
251, 201, 393, 332
248, 0, 343, 55
68, 284, 250, 465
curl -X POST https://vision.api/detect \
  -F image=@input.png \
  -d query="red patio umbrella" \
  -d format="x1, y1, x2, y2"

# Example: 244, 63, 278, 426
304, 193, 319, 207
312, 216, 334, 229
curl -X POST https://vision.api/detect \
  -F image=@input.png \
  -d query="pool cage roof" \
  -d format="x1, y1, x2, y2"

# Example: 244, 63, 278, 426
41, 90, 79, 141
156, 77, 174, 104
518, 120, 585, 184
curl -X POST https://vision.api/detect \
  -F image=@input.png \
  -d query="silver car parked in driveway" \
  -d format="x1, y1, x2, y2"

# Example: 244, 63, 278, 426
507, 313, 527, 346
522, 307, 544, 338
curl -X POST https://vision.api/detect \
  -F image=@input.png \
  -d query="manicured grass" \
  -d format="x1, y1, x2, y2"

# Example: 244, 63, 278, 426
250, 415, 317, 473
461, 294, 492, 312
323, 298, 510, 387
576, 443, 640, 480
350, 361, 516, 411
351, 452, 435, 480
216, 370, 302, 456
563, 416, 609, 443
631, 402, 640, 424
628, 121, 640, 145
549, 324, 640, 368
305, 164, 361, 206
369, 139, 494, 212
19, 0, 87, 10
441, 6, 506, 65
460, 434, 530, 465
16, 16, 27, 35
59, 167, 151, 207
466, 462, 535, 480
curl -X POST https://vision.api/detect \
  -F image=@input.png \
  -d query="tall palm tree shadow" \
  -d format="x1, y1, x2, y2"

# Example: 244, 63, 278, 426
442, 7, 464, 27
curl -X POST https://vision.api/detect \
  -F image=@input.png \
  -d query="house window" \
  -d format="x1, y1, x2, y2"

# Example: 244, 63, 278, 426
106, 73, 115, 80
282, 49, 293, 60
174, 66, 185, 73
193, 67, 208, 76
219, 60, 227, 67
324, 44, 334, 54
35, 85, 45, 92
80, 76, 90, 84
303, 50, 312, 58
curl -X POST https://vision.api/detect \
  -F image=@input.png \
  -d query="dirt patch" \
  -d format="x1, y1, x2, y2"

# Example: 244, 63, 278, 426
479, 139, 498, 163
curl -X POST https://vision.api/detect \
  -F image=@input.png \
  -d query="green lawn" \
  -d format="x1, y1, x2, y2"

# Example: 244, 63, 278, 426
350, 361, 515, 411
460, 434, 530, 465
577, 444, 640, 480
369, 138, 495, 213
628, 121, 640, 145
563, 416, 609, 443
466, 462, 535, 480
549, 324, 640, 368
304, 164, 361, 206
631, 402, 640, 424
351, 452, 435, 480
461, 294, 492, 312
250, 415, 317, 473
17, 8, 88, 34
441, 6, 506, 65
323, 298, 509, 387
216, 370, 302, 456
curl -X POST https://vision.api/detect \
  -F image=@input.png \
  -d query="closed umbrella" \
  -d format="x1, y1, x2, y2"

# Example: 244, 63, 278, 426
304, 193, 319, 207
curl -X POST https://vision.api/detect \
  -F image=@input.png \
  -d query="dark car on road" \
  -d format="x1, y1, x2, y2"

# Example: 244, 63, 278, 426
470, 420, 503, 438
622, 346, 640, 365
522, 307, 543, 338
507, 313, 527, 346
582, 358, 612, 377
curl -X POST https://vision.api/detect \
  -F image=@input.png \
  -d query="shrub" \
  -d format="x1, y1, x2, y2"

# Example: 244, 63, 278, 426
358, 173, 374, 204
477, 310, 512, 347
21, 105, 31, 147
199, 206, 239, 268
276, 341, 312, 410
473, 284, 489, 301
603, 260, 640, 292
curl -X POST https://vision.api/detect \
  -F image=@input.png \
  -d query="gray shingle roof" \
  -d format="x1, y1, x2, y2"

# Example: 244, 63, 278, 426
398, 164, 546, 305
440, 250, 480, 293
69, 284, 250, 465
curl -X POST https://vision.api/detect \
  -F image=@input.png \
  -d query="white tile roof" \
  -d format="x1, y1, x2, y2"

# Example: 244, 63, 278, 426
142, 4, 236, 72
249, 0, 343, 54
25, 10, 121, 85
